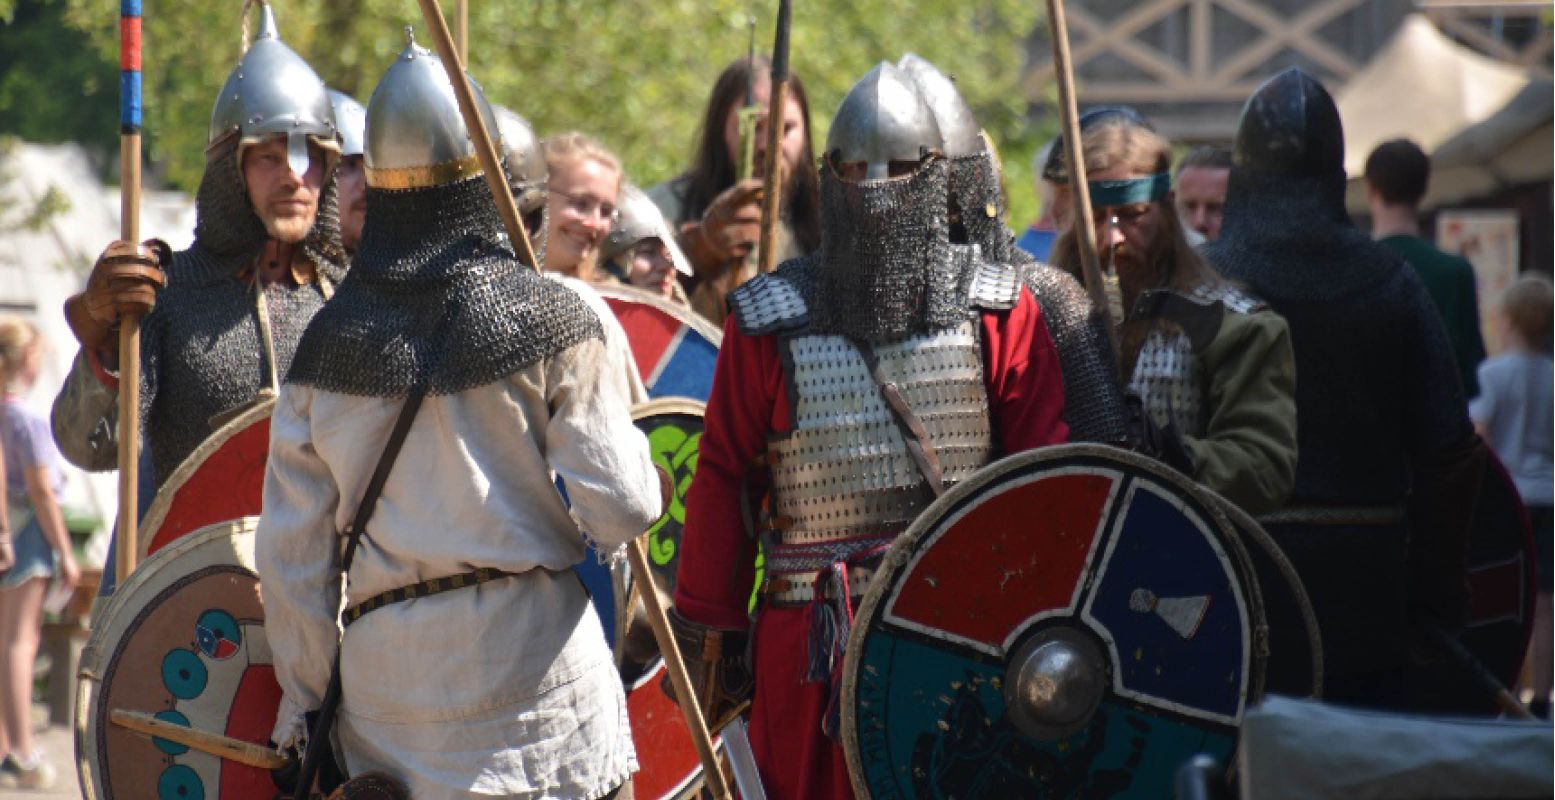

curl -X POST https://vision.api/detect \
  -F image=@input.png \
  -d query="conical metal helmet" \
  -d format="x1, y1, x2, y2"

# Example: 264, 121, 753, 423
493, 106, 547, 193
603, 184, 693, 276
208, 2, 336, 176
896, 53, 983, 158
1233, 67, 1345, 181
825, 62, 944, 180
329, 89, 367, 158
364, 27, 500, 190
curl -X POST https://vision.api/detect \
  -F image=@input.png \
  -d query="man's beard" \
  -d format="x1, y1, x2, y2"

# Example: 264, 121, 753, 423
262, 209, 315, 243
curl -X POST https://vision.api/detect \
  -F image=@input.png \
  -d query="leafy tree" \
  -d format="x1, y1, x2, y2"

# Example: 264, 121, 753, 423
14, 0, 1055, 223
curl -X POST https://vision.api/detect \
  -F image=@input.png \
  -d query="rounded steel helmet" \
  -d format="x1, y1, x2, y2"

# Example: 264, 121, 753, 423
364, 27, 500, 190
602, 184, 693, 276
492, 105, 547, 211
896, 53, 983, 158
825, 62, 944, 180
208, 2, 337, 177
329, 89, 367, 158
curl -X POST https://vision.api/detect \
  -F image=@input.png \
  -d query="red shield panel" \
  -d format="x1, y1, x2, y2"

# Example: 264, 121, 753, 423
138, 401, 273, 561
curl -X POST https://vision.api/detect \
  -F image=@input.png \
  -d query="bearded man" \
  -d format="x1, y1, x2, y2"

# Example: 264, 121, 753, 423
52, 4, 345, 495
669, 63, 1068, 799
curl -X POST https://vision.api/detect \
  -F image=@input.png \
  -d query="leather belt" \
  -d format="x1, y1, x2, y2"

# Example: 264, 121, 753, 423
342, 566, 518, 627
1257, 504, 1406, 527
762, 565, 878, 608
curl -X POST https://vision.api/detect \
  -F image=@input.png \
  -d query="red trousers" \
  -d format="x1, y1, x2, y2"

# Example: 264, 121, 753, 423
746, 606, 854, 800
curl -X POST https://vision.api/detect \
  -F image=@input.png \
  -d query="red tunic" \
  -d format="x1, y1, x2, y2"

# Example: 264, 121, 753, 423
674, 288, 1069, 799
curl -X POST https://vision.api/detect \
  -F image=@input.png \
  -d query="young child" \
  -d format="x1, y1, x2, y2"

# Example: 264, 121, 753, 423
1470, 273, 1554, 716
0, 317, 78, 790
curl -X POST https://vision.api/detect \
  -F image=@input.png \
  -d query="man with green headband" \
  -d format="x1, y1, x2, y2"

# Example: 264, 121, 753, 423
1051, 109, 1298, 516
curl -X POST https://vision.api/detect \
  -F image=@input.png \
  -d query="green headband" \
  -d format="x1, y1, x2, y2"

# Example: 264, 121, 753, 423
1087, 172, 1171, 209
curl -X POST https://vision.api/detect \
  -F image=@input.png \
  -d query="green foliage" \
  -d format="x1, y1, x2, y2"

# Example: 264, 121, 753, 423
30, 0, 1054, 224
0, 0, 119, 156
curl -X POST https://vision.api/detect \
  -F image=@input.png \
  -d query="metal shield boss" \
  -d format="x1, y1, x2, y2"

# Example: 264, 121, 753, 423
842, 444, 1268, 798
78, 519, 281, 800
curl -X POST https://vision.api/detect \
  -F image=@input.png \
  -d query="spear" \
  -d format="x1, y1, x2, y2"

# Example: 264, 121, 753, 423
1044, 0, 1119, 355
115, 0, 144, 584
412, 0, 541, 272
755, 0, 792, 275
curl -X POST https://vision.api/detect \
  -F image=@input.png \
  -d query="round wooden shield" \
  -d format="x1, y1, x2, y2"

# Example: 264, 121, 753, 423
598, 284, 722, 402
78, 517, 281, 800
623, 661, 723, 800
1222, 501, 1324, 699
1411, 450, 1539, 713
841, 444, 1265, 799
137, 401, 274, 561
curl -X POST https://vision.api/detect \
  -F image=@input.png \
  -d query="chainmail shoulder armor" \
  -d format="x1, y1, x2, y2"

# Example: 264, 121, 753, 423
1019, 253, 1129, 443
727, 256, 814, 337
1186, 279, 1267, 315
287, 173, 602, 397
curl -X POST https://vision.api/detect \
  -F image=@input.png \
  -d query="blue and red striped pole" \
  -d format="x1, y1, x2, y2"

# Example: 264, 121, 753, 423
115, 0, 144, 583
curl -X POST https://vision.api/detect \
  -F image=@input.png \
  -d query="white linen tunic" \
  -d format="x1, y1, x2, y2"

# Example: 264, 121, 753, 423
257, 333, 662, 799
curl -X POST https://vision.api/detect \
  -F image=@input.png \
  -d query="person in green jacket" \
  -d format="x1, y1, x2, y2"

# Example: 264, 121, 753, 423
1366, 138, 1487, 397
1051, 109, 1298, 515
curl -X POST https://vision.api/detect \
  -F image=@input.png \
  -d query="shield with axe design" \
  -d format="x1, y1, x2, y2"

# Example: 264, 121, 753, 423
78, 517, 284, 799
841, 444, 1266, 799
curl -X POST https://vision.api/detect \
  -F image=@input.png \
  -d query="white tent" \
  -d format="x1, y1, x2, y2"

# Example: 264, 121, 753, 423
0, 139, 194, 551
1337, 14, 1532, 179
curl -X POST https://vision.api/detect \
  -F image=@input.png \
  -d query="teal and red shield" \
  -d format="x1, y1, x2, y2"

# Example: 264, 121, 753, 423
78, 518, 281, 800
842, 444, 1265, 799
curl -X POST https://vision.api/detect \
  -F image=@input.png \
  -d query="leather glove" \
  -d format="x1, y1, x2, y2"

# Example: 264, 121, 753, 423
660, 606, 753, 732
696, 178, 764, 263
1126, 394, 1195, 478
64, 239, 171, 353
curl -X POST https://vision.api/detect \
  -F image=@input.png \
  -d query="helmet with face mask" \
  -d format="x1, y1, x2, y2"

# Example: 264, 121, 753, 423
493, 106, 549, 269
602, 184, 693, 279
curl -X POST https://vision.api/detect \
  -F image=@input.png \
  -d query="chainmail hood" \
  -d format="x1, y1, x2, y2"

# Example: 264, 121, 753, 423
812, 157, 967, 342
187, 138, 347, 287
287, 172, 601, 397
947, 149, 1013, 265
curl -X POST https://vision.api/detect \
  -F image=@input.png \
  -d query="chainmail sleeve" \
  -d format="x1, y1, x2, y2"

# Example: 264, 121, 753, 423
1024, 261, 1128, 444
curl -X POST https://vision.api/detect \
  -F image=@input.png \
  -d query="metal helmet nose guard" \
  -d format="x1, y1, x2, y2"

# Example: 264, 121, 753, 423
209, 2, 337, 177
825, 62, 944, 180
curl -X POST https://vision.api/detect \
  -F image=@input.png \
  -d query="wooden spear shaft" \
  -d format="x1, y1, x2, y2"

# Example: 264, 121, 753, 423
111, 710, 290, 770
413, 0, 541, 273
1044, 0, 1119, 355
627, 536, 732, 800
756, 0, 792, 275
456, 0, 468, 65
116, 0, 145, 584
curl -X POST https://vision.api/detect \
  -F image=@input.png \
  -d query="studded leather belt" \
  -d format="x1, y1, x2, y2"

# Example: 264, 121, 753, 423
342, 566, 518, 627
762, 564, 878, 608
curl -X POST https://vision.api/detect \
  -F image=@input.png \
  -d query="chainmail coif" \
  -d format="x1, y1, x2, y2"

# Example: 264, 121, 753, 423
287, 172, 601, 397
135, 141, 347, 486
813, 157, 967, 342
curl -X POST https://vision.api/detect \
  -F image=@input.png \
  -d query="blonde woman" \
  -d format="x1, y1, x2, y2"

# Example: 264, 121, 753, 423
0, 318, 77, 790
543, 131, 624, 283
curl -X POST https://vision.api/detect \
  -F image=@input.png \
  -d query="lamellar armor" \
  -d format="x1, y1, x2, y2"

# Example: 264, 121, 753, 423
287, 30, 599, 398
53, 3, 346, 487
727, 63, 1023, 605
898, 53, 1127, 444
